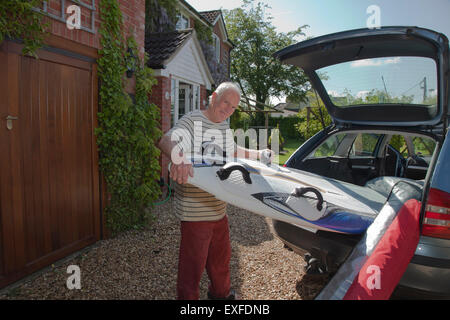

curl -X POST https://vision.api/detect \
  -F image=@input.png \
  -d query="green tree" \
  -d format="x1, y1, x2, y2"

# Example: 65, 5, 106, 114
341, 89, 415, 105
224, 0, 310, 126
295, 91, 332, 140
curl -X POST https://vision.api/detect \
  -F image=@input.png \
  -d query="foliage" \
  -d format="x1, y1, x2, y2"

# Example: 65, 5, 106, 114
0, 0, 49, 57
230, 110, 252, 131
224, 0, 310, 126
268, 123, 285, 150
339, 88, 415, 105
199, 39, 230, 85
145, 0, 178, 34
295, 91, 332, 140
195, 21, 213, 44
96, 0, 162, 236
268, 116, 303, 139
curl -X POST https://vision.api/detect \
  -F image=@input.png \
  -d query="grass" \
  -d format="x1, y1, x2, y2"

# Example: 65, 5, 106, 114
275, 138, 303, 165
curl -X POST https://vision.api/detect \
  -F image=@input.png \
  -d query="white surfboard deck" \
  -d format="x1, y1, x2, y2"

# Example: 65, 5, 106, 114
170, 157, 386, 234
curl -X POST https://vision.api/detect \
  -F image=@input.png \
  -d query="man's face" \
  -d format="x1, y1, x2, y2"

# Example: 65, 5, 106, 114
210, 90, 240, 123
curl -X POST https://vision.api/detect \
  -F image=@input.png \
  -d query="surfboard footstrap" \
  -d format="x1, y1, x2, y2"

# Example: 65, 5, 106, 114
216, 163, 252, 184
292, 187, 324, 211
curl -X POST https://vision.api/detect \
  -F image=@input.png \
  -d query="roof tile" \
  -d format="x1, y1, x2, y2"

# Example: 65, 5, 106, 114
145, 30, 193, 69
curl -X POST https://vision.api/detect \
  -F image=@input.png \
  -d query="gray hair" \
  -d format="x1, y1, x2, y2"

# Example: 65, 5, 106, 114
208, 82, 241, 105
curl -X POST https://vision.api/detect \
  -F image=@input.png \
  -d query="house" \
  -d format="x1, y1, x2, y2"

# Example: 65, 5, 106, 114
271, 102, 304, 118
146, 0, 234, 187
0, 0, 146, 289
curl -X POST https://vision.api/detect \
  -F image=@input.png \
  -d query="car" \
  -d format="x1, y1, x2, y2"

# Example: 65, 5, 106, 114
272, 26, 449, 299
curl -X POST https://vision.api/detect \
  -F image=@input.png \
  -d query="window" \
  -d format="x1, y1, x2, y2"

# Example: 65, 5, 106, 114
170, 78, 178, 127
349, 133, 381, 157
318, 56, 438, 107
312, 133, 346, 157
389, 135, 408, 157
170, 78, 201, 127
176, 14, 189, 30
411, 136, 436, 157
213, 34, 221, 62
194, 85, 200, 110
389, 134, 436, 158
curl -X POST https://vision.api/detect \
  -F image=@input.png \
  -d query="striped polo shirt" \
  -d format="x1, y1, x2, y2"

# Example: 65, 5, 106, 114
168, 110, 236, 221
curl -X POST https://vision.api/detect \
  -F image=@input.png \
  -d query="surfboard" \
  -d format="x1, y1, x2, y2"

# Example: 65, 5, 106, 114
171, 156, 387, 234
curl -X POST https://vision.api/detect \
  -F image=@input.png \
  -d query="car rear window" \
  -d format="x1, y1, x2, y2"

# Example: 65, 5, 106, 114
318, 56, 437, 107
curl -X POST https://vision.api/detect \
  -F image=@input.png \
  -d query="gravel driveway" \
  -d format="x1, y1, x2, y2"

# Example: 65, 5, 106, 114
0, 199, 329, 300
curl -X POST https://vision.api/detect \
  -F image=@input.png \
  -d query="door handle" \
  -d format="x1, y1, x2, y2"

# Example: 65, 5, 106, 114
6, 115, 18, 130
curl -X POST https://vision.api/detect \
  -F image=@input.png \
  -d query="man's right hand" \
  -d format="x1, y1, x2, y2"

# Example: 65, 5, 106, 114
170, 162, 194, 184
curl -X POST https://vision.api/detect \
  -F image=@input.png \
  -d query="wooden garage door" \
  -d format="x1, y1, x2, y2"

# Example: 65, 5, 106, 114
0, 41, 101, 288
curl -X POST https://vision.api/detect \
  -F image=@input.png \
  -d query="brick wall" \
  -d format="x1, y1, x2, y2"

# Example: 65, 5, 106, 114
200, 85, 207, 110
212, 21, 231, 78
119, 0, 146, 60
152, 80, 209, 185
42, 0, 145, 60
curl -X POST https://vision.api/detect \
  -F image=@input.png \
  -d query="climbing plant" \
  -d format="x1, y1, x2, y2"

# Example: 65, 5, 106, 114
145, 0, 178, 34
0, 0, 48, 57
96, 0, 162, 235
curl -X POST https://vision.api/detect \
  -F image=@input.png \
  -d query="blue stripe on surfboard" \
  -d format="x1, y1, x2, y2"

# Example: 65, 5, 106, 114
272, 205, 372, 234
191, 161, 373, 234
256, 195, 373, 234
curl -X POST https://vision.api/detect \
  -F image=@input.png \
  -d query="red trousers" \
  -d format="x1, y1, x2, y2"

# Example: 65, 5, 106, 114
177, 216, 231, 300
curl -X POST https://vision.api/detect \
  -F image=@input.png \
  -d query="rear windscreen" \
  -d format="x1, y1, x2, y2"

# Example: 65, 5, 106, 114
318, 56, 437, 107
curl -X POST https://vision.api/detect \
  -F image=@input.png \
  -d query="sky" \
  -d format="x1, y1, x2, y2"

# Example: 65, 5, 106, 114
189, 0, 450, 38
189, 0, 450, 103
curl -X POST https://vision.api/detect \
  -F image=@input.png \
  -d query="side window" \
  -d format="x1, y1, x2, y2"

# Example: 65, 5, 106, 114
389, 135, 408, 157
312, 133, 346, 157
412, 136, 436, 157
349, 133, 380, 157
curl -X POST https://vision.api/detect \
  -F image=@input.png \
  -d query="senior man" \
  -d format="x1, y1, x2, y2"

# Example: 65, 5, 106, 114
158, 82, 272, 300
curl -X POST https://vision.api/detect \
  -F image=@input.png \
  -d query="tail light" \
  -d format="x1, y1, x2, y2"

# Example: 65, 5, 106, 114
422, 188, 450, 239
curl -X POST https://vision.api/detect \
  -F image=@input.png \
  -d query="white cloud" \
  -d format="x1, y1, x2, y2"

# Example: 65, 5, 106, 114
351, 57, 401, 67
327, 90, 343, 97
356, 90, 370, 99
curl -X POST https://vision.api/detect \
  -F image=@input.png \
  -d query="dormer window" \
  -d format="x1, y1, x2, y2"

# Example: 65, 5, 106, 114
176, 14, 189, 30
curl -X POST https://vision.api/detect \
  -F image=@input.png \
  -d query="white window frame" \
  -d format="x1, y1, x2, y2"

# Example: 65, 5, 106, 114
213, 34, 221, 62
176, 13, 189, 30
170, 77, 202, 127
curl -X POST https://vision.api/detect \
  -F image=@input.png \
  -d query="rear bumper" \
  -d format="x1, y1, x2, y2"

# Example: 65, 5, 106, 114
396, 239, 450, 299
273, 220, 450, 299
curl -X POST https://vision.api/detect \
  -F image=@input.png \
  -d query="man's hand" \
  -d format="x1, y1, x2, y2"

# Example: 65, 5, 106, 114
170, 162, 194, 184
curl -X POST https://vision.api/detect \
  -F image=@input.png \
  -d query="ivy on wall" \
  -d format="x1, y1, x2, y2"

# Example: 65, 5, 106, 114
145, 0, 178, 34
0, 0, 48, 57
96, 0, 162, 235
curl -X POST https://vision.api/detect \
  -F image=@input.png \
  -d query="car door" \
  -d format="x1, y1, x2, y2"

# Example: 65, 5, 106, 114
348, 133, 382, 185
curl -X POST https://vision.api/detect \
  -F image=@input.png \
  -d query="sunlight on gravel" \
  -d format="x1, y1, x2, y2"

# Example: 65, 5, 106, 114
0, 199, 328, 300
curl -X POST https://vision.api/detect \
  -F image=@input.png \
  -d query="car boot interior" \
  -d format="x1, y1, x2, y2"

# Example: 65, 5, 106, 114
280, 130, 436, 276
